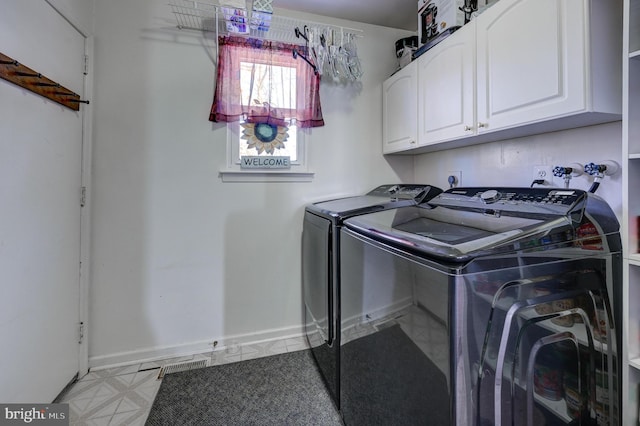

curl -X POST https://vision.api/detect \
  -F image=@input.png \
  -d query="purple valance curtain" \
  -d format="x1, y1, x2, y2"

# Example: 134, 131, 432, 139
209, 36, 324, 128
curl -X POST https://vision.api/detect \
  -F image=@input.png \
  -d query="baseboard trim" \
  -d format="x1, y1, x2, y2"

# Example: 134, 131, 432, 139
88, 324, 306, 371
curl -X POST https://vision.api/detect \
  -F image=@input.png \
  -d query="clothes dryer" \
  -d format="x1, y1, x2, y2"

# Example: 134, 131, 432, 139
302, 184, 443, 409
340, 187, 621, 426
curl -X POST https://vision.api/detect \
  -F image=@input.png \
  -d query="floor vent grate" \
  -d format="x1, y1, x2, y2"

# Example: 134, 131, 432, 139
157, 359, 208, 379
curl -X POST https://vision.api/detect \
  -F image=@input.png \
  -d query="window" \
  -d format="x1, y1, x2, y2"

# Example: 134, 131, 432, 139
236, 59, 299, 162
210, 36, 322, 181
223, 60, 310, 180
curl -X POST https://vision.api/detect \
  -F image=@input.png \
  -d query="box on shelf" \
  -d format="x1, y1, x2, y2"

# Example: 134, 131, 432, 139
251, 0, 272, 31
418, 0, 487, 46
250, 11, 272, 32
222, 0, 249, 34
395, 36, 418, 68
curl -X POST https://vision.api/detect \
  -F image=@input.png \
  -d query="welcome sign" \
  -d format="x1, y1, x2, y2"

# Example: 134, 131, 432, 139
240, 156, 291, 169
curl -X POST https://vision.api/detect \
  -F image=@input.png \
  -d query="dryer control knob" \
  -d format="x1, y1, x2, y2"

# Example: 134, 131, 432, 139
480, 189, 501, 204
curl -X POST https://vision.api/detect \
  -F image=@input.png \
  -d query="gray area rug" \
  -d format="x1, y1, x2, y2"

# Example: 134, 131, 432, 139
145, 349, 343, 426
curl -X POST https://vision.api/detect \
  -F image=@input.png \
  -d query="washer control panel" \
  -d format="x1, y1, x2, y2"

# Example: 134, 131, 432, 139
429, 187, 586, 215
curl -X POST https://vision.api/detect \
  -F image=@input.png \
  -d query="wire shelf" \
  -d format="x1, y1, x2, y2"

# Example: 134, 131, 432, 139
169, 0, 363, 44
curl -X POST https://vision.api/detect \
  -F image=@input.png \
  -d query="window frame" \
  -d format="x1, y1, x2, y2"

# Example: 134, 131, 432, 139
220, 122, 313, 182
219, 46, 314, 182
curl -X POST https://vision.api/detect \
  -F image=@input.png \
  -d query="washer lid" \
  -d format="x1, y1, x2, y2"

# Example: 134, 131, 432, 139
344, 206, 564, 260
343, 187, 618, 261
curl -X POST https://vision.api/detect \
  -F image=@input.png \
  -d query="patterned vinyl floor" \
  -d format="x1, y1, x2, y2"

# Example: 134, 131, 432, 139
59, 337, 311, 426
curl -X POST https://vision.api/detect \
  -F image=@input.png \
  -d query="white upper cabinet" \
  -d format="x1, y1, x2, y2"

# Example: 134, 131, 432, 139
418, 21, 475, 146
382, 60, 418, 154
475, 0, 620, 134
384, 0, 622, 154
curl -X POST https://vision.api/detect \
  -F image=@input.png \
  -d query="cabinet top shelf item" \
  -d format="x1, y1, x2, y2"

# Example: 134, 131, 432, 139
168, 0, 363, 44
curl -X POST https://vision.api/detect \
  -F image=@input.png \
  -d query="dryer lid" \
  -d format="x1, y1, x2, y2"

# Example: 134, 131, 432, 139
306, 184, 441, 218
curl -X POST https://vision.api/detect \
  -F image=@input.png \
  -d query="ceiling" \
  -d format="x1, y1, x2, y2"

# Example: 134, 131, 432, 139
272, 0, 418, 31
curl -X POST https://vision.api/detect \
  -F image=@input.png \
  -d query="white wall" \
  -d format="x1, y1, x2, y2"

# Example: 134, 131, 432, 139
46, 0, 94, 35
412, 121, 623, 219
89, 0, 414, 367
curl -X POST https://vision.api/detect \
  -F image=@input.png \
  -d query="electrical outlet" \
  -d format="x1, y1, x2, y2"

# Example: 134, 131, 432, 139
532, 166, 553, 184
447, 171, 462, 188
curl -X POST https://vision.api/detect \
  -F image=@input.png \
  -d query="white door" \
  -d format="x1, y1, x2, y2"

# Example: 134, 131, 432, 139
418, 21, 475, 145
0, 1, 85, 402
475, 0, 586, 133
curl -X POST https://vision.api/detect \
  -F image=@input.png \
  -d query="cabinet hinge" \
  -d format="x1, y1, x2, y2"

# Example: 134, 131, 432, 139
83, 54, 89, 76
78, 321, 85, 344
80, 186, 86, 207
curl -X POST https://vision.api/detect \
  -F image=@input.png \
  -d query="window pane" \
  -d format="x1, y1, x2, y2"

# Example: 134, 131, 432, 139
239, 61, 296, 110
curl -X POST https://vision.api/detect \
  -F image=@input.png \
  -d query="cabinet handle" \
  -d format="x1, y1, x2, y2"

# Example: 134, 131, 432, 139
477, 122, 488, 128
464, 125, 474, 132
410, 140, 416, 144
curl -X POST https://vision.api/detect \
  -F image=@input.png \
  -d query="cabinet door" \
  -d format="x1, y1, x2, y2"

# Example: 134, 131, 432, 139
418, 21, 475, 145
476, 0, 586, 133
382, 60, 418, 154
